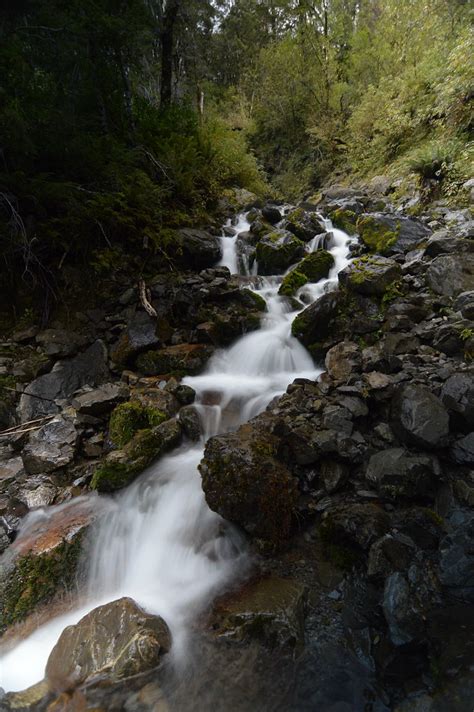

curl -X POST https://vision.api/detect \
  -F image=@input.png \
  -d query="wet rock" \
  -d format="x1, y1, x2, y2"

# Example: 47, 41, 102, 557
110, 311, 160, 368
91, 417, 182, 492
356, 213, 431, 254
291, 290, 344, 347
255, 230, 305, 275
391, 384, 449, 449
174, 228, 222, 270
213, 576, 307, 649
339, 256, 401, 296
35, 329, 88, 358
45, 597, 171, 685
0, 496, 101, 628
325, 341, 361, 382
261, 204, 282, 225
284, 208, 325, 242
178, 405, 202, 441
439, 515, 474, 602
200, 423, 297, 549
450, 433, 474, 465
22, 416, 78, 474
365, 448, 439, 499
135, 343, 213, 376
72, 383, 129, 416
426, 254, 474, 297
18, 340, 109, 422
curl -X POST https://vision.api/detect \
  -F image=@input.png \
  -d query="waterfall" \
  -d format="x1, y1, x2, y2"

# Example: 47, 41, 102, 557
0, 210, 355, 693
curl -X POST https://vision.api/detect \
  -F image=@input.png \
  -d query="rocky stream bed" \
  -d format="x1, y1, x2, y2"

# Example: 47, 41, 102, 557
0, 184, 473, 711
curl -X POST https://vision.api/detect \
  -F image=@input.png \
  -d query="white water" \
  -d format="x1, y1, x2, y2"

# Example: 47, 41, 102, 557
0, 211, 354, 693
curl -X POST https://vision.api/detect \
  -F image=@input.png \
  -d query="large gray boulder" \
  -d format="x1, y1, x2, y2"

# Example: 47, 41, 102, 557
22, 416, 78, 474
339, 256, 401, 296
356, 213, 431, 254
426, 254, 474, 297
45, 597, 171, 685
391, 384, 449, 449
365, 448, 439, 498
18, 340, 109, 422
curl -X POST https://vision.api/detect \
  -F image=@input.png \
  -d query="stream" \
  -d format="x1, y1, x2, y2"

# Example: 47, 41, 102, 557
0, 210, 355, 693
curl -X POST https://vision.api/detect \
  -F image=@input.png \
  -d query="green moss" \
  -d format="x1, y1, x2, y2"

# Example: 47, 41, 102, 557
241, 288, 267, 311
381, 279, 403, 308
356, 215, 399, 254
330, 208, 358, 233
298, 250, 334, 281
90, 461, 137, 492
255, 232, 305, 273
1, 536, 83, 629
109, 401, 166, 448
279, 270, 308, 297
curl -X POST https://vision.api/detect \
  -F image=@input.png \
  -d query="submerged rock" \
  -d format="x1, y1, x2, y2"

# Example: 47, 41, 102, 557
45, 597, 171, 686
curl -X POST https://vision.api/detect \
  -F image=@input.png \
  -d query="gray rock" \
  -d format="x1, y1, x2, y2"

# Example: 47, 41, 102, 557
365, 448, 438, 498
454, 291, 474, 320
320, 459, 349, 493
175, 228, 222, 270
391, 384, 449, 448
439, 516, 474, 602
383, 572, 424, 645
22, 416, 78, 474
18, 340, 109, 422
426, 254, 474, 297
358, 213, 431, 254
450, 433, 474, 465
261, 204, 282, 225
72, 383, 129, 416
17, 476, 57, 509
0, 456, 25, 482
110, 311, 160, 368
323, 502, 391, 550
440, 372, 474, 431
325, 341, 361, 382
178, 405, 202, 441
45, 597, 171, 685
339, 256, 401, 296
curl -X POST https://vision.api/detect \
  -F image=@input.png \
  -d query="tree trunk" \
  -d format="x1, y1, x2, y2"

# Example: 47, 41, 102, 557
160, 0, 180, 108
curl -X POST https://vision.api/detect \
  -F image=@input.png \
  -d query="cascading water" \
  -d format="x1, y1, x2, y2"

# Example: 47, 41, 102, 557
0, 210, 355, 693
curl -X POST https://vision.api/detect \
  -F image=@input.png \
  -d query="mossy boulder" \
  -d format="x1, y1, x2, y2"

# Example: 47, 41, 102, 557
0, 498, 100, 629
135, 343, 213, 376
278, 270, 308, 297
338, 255, 401, 296
199, 423, 298, 551
255, 230, 305, 275
329, 208, 359, 234
91, 418, 182, 492
356, 213, 431, 254
109, 400, 167, 448
285, 208, 325, 242
298, 250, 335, 281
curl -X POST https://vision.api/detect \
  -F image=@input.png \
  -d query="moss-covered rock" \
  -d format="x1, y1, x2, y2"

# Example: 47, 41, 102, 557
278, 270, 308, 297
135, 343, 213, 376
109, 401, 167, 448
330, 208, 359, 234
298, 250, 335, 281
356, 213, 431, 254
285, 208, 325, 242
338, 255, 402, 296
199, 423, 298, 551
356, 214, 399, 253
91, 418, 182, 492
255, 230, 305, 275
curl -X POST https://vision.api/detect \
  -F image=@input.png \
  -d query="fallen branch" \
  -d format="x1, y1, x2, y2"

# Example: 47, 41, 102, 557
138, 278, 158, 317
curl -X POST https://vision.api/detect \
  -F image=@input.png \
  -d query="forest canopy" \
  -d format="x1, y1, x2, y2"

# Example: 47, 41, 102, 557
0, 0, 472, 315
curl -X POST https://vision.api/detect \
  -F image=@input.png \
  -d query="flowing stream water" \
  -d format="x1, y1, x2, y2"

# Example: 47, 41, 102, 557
0, 211, 355, 693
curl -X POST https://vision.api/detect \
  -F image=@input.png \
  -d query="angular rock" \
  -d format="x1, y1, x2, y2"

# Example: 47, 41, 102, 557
322, 503, 391, 551
325, 341, 361, 382
46, 597, 171, 685
261, 204, 282, 225
450, 433, 474, 465
441, 373, 474, 432
110, 311, 160, 368
439, 515, 474, 602
178, 405, 202, 441
213, 577, 307, 649
365, 448, 439, 498
72, 383, 129, 416
383, 572, 424, 646
291, 290, 344, 347
35, 329, 88, 358
255, 230, 305, 275
175, 228, 222, 270
339, 256, 401, 296
391, 384, 449, 449
426, 254, 474, 297
18, 340, 109, 422
454, 291, 474, 320
320, 459, 349, 494
135, 343, 213, 376
22, 416, 78, 474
